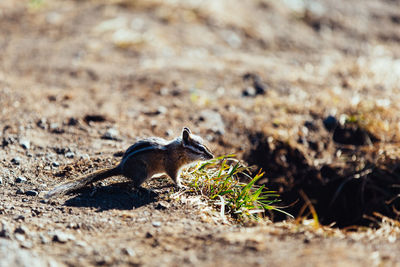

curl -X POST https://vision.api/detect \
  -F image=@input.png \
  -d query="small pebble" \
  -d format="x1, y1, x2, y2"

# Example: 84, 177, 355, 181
102, 128, 119, 140
67, 117, 79, 126
304, 121, 319, 131
20, 240, 33, 249
242, 86, 257, 97
19, 139, 30, 150
50, 123, 64, 134
155, 202, 170, 210
197, 110, 225, 135
65, 151, 75, 158
39, 233, 50, 244
0, 220, 12, 238
51, 161, 60, 167
14, 225, 28, 235
11, 157, 21, 165
15, 177, 27, 183
121, 248, 135, 256
0, 177, 3, 185
40, 199, 49, 204
37, 118, 48, 129
145, 232, 153, 238
323, 115, 338, 131
14, 233, 25, 242
157, 106, 167, 114
14, 215, 25, 221
16, 189, 25, 194
25, 190, 38, 197
49, 123, 59, 130
52, 231, 75, 243
152, 221, 162, 227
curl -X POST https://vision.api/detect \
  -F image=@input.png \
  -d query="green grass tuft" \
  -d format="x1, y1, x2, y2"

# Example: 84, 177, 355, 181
182, 155, 293, 221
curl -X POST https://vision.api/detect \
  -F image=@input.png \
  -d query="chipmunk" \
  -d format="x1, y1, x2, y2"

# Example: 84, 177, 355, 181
45, 127, 213, 198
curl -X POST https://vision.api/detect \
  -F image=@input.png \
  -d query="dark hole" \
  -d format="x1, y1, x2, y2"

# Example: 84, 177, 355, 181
244, 130, 400, 228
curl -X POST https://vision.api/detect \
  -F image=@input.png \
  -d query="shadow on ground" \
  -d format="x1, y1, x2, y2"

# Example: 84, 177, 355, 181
63, 182, 158, 211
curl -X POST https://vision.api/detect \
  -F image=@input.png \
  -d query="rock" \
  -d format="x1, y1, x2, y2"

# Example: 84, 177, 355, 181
25, 190, 38, 197
152, 221, 162, 227
52, 231, 75, 243
0, 177, 3, 185
143, 106, 167, 116
323, 115, 338, 132
51, 161, 60, 167
11, 157, 21, 165
0, 220, 12, 239
197, 110, 225, 135
67, 117, 79, 126
304, 121, 319, 131
15, 177, 27, 183
14, 225, 28, 235
83, 114, 106, 123
14, 215, 25, 221
155, 202, 170, 210
49, 123, 59, 130
36, 118, 48, 130
65, 151, 75, 158
221, 29, 242, 48
112, 28, 143, 48
19, 139, 30, 150
20, 240, 33, 249
2, 136, 17, 147
49, 122, 64, 134
121, 247, 135, 256
242, 87, 257, 97
14, 233, 25, 242
102, 128, 119, 140
242, 73, 267, 96
39, 233, 50, 244
16, 189, 25, 194
145, 232, 153, 238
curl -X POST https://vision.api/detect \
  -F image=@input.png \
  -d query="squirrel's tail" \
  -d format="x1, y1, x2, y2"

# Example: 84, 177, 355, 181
45, 166, 121, 199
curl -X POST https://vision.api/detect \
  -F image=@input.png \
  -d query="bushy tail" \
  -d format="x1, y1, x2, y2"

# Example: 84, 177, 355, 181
45, 167, 121, 199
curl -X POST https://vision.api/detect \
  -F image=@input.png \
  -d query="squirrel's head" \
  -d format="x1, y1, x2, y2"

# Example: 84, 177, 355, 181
181, 127, 214, 161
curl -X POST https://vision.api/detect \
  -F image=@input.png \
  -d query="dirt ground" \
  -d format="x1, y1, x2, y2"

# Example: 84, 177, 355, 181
2, 0, 400, 266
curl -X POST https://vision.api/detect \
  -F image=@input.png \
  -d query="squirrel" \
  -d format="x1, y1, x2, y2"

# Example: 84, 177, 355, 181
45, 127, 213, 198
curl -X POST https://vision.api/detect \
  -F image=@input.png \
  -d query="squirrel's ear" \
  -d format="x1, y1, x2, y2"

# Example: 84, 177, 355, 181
183, 127, 191, 134
182, 127, 190, 144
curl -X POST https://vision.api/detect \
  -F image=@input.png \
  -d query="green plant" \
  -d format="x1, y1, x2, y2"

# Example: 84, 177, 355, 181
28, 0, 45, 10
182, 155, 292, 221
